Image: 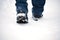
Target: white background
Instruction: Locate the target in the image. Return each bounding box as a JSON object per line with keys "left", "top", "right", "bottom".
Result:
{"left": 0, "top": 0, "right": 60, "bottom": 40}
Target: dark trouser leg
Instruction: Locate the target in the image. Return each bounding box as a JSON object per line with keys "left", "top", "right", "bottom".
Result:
{"left": 32, "top": 0, "right": 46, "bottom": 18}
{"left": 15, "top": 0, "right": 28, "bottom": 14}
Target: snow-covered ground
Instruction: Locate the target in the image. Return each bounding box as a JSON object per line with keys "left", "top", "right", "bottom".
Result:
{"left": 0, "top": 0, "right": 60, "bottom": 40}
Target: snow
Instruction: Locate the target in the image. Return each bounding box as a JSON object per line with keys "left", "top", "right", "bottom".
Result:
{"left": 0, "top": 0, "right": 60, "bottom": 40}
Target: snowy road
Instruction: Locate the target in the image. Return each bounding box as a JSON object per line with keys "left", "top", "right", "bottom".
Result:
{"left": 0, "top": 0, "right": 60, "bottom": 40}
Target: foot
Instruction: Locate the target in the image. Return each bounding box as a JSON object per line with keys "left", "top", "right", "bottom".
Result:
{"left": 32, "top": 14, "right": 43, "bottom": 21}
{"left": 16, "top": 13, "right": 28, "bottom": 23}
